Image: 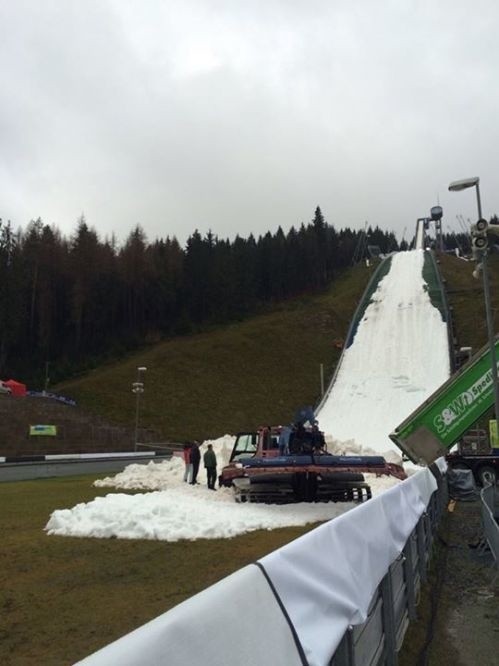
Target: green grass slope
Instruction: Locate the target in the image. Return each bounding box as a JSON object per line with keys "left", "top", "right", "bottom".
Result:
{"left": 57, "top": 263, "right": 376, "bottom": 442}
{"left": 437, "top": 251, "right": 499, "bottom": 353}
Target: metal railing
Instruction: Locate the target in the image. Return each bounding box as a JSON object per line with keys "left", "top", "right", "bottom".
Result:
{"left": 427, "top": 250, "right": 457, "bottom": 372}
{"left": 330, "top": 464, "right": 448, "bottom": 666}
{"left": 480, "top": 483, "right": 499, "bottom": 570}
{"left": 135, "top": 442, "right": 181, "bottom": 455}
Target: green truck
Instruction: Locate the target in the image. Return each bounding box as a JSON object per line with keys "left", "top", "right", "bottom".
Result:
{"left": 445, "top": 428, "right": 499, "bottom": 485}
{"left": 390, "top": 337, "right": 499, "bottom": 485}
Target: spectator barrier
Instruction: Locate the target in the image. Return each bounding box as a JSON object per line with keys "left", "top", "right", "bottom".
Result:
{"left": 77, "top": 462, "right": 448, "bottom": 666}
{"left": 480, "top": 483, "right": 499, "bottom": 571}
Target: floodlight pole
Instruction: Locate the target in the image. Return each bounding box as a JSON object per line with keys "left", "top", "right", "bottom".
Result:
{"left": 480, "top": 254, "right": 499, "bottom": 422}
{"left": 474, "top": 180, "right": 483, "bottom": 221}
{"left": 132, "top": 367, "right": 147, "bottom": 451}
{"left": 449, "top": 178, "right": 499, "bottom": 425}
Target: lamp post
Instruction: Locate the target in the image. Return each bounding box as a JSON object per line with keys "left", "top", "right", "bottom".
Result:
{"left": 448, "top": 177, "right": 499, "bottom": 427}
{"left": 132, "top": 366, "right": 147, "bottom": 451}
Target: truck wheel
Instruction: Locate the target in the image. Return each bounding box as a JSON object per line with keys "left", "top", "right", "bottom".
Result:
{"left": 478, "top": 466, "right": 497, "bottom": 486}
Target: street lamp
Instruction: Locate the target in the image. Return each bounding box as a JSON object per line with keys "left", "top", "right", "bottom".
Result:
{"left": 132, "top": 366, "right": 147, "bottom": 451}
{"left": 448, "top": 177, "right": 499, "bottom": 429}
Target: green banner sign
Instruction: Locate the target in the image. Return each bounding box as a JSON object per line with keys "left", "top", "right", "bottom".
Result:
{"left": 29, "top": 425, "right": 57, "bottom": 436}
{"left": 390, "top": 337, "right": 499, "bottom": 463}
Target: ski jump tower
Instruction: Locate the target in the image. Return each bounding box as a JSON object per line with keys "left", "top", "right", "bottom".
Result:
{"left": 415, "top": 206, "right": 444, "bottom": 250}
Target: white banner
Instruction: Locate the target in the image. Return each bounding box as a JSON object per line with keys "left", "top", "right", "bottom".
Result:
{"left": 258, "top": 468, "right": 437, "bottom": 666}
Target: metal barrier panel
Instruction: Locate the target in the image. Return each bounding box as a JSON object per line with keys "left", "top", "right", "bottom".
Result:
{"left": 416, "top": 514, "right": 429, "bottom": 583}
{"left": 407, "top": 529, "right": 421, "bottom": 595}
{"left": 390, "top": 556, "right": 409, "bottom": 650}
{"left": 353, "top": 591, "right": 385, "bottom": 666}
{"left": 480, "top": 484, "right": 499, "bottom": 566}
{"left": 331, "top": 475, "right": 447, "bottom": 666}
{"left": 330, "top": 593, "right": 386, "bottom": 666}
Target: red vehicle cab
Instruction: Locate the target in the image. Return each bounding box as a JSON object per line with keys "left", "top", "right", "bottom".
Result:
{"left": 220, "top": 425, "right": 406, "bottom": 504}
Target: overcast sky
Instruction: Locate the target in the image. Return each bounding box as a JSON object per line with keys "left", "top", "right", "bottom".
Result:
{"left": 1, "top": 1, "right": 498, "bottom": 246}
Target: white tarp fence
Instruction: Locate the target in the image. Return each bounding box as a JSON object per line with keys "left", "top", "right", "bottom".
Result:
{"left": 260, "top": 469, "right": 437, "bottom": 666}
{"left": 77, "top": 467, "right": 438, "bottom": 666}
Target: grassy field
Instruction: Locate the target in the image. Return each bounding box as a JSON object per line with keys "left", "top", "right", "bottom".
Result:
{"left": 0, "top": 474, "right": 319, "bottom": 665}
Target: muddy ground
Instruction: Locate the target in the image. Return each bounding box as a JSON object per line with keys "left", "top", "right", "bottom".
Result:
{"left": 400, "top": 494, "right": 498, "bottom": 665}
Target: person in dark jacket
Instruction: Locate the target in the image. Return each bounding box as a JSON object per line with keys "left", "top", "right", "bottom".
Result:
{"left": 203, "top": 443, "right": 217, "bottom": 490}
{"left": 190, "top": 441, "right": 201, "bottom": 484}
{"left": 311, "top": 424, "right": 326, "bottom": 454}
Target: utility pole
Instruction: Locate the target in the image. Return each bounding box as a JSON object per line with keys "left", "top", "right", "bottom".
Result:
{"left": 449, "top": 177, "right": 499, "bottom": 429}
{"left": 132, "top": 366, "right": 147, "bottom": 451}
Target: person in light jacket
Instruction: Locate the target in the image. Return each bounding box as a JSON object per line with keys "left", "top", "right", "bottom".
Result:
{"left": 278, "top": 425, "right": 292, "bottom": 455}
{"left": 182, "top": 443, "right": 193, "bottom": 483}
{"left": 203, "top": 443, "right": 217, "bottom": 490}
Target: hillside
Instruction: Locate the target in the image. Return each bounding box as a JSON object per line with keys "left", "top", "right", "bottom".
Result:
{"left": 438, "top": 251, "right": 499, "bottom": 353}
{"left": 0, "top": 395, "right": 159, "bottom": 457}
{"left": 55, "top": 262, "right": 375, "bottom": 442}
{"left": 0, "top": 262, "right": 376, "bottom": 455}
{"left": 3, "top": 250, "right": 498, "bottom": 456}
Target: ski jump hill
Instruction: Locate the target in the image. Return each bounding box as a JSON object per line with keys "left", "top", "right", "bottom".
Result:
{"left": 316, "top": 246, "right": 453, "bottom": 462}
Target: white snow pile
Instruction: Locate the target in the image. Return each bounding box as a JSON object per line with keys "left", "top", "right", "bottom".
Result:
{"left": 45, "top": 434, "right": 402, "bottom": 542}
{"left": 317, "top": 250, "right": 451, "bottom": 462}
{"left": 94, "top": 458, "right": 182, "bottom": 491}
{"left": 93, "top": 435, "right": 235, "bottom": 490}
{"left": 45, "top": 488, "right": 350, "bottom": 542}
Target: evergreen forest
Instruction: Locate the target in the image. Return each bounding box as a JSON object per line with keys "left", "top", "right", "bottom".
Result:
{"left": 0, "top": 207, "right": 400, "bottom": 384}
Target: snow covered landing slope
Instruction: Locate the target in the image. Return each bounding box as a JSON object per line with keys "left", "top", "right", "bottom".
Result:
{"left": 317, "top": 250, "right": 450, "bottom": 462}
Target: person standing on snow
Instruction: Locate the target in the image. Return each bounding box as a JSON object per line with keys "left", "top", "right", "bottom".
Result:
{"left": 182, "top": 442, "right": 193, "bottom": 483}
{"left": 190, "top": 441, "right": 201, "bottom": 484}
{"left": 203, "top": 443, "right": 217, "bottom": 490}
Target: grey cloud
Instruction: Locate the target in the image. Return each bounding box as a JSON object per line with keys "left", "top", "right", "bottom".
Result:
{"left": 1, "top": 0, "right": 499, "bottom": 245}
